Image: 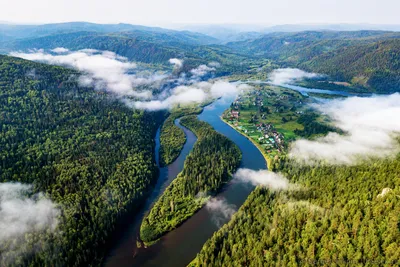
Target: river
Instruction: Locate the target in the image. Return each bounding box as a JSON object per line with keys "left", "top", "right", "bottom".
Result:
{"left": 241, "top": 81, "right": 372, "bottom": 97}
{"left": 104, "top": 96, "right": 267, "bottom": 267}
{"left": 104, "top": 81, "right": 361, "bottom": 266}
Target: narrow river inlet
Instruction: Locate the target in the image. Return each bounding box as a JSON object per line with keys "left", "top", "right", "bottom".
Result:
{"left": 104, "top": 96, "right": 267, "bottom": 267}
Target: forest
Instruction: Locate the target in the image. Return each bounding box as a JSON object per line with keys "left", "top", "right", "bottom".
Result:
{"left": 159, "top": 106, "right": 203, "bottom": 166}
{"left": 3, "top": 25, "right": 400, "bottom": 93}
{"left": 228, "top": 31, "right": 400, "bottom": 93}
{"left": 190, "top": 154, "right": 400, "bottom": 266}
{"left": 140, "top": 116, "right": 242, "bottom": 244}
{"left": 1, "top": 21, "right": 400, "bottom": 266}
{"left": 159, "top": 114, "right": 186, "bottom": 166}
{"left": 0, "top": 55, "right": 164, "bottom": 266}
{"left": 293, "top": 112, "right": 340, "bottom": 138}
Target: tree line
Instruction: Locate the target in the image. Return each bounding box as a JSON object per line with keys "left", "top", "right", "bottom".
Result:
{"left": 140, "top": 115, "right": 242, "bottom": 244}
{"left": 191, "top": 153, "right": 400, "bottom": 266}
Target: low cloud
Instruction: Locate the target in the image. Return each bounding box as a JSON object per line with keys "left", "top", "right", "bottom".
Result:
{"left": 169, "top": 58, "right": 183, "bottom": 71}
{"left": 269, "top": 68, "right": 321, "bottom": 85}
{"left": 51, "top": 47, "right": 69, "bottom": 54}
{"left": 234, "top": 168, "right": 291, "bottom": 190}
{"left": 10, "top": 49, "right": 154, "bottom": 99}
{"left": 131, "top": 80, "right": 247, "bottom": 111}
{"left": 205, "top": 198, "right": 236, "bottom": 227}
{"left": 0, "top": 183, "right": 60, "bottom": 263}
{"left": 289, "top": 93, "right": 400, "bottom": 165}
{"left": 10, "top": 48, "right": 246, "bottom": 111}
{"left": 210, "top": 81, "right": 247, "bottom": 98}
{"left": 190, "top": 64, "right": 215, "bottom": 78}
{"left": 131, "top": 84, "right": 208, "bottom": 111}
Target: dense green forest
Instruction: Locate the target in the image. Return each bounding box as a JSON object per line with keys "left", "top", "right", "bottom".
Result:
{"left": 2, "top": 30, "right": 252, "bottom": 73}
{"left": 3, "top": 25, "right": 400, "bottom": 92}
{"left": 2, "top": 22, "right": 400, "bottom": 265}
{"left": 190, "top": 154, "right": 400, "bottom": 266}
{"left": 159, "top": 106, "right": 204, "bottom": 166}
{"left": 0, "top": 55, "right": 164, "bottom": 266}
{"left": 140, "top": 116, "right": 242, "bottom": 244}
{"left": 293, "top": 112, "right": 340, "bottom": 138}
{"left": 299, "top": 40, "right": 400, "bottom": 93}
{"left": 228, "top": 31, "right": 400, "bottom": 93}
{"left": 159, "top": 114, "right": 186, "bottom": 166}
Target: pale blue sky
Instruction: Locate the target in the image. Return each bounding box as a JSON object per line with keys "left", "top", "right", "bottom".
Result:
{"left": 1, "top": 0, "right": 399, "bottom": 26}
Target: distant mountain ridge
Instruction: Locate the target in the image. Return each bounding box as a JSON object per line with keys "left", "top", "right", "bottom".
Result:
{"left": 0, "top": 21, "right": 219, "bottom": 44}
{"left": 1, "top": 22, "right": 400, "bottom": 93}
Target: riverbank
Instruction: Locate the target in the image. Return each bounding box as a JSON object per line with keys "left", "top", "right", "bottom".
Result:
{"left": 105, "top": 96, "right": 267, "bottom": 267}
{"left": 139, "top": 115, "right": 242, "bottom": 246}
{"left": 221, "top": 116, "right": 272, "bottom": 169}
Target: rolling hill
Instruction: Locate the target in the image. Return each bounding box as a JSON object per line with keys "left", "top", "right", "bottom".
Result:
{"left": 0, "top": 54, "right": 163, "bottom": 266}
{"left": 228, "top": 30, "right": 400, "bottom": 92}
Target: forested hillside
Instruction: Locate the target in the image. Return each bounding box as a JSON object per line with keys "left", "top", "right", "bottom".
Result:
{"left": 159, "top": 106, "right": 203, "bottom": 166}
{"left": 0, "top": 55, "right": 164, "bottom": 266}
{"left": 159, "top": 114, "right": 187, "bottom": 166}
{"left": 228, "top": 31, "right": 400, "bottom": 61}
{"left": 299, "top": 40, "right": 400, "bottom": 93}
{"left": 191, "top": 155, "right": 400, "bottom": 266}
{"left": 4, "top": 25, "right": 400, "bottom": 93}
{"left": 228, "top": 31, "right": 400, "bottom": 92}
{"left": 140, "top": 116, "right": 242, "bottom": 244}
{"left": 1, "top": 30, "right": 252, "bottom": 73}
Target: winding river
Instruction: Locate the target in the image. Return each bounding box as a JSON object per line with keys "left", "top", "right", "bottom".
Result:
{"left": 104, "top": 82, "right": 363, "bottom": 266}
{"left": 104, "top": 96, "right": 267, "bottom": 267}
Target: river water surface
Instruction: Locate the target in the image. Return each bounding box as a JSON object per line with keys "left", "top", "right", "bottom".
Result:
{"left": 104, "top": 81, "right": 376, "bottom": 266}
{"left": 104, "top": 96, "right": 267, "bottom": 267}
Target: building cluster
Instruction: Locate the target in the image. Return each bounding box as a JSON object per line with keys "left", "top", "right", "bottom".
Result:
{"left": 224, "top": 92, "right": 289, "bottom": 154}
{"left": 254, "top": 123, "right": 285, "bottom": 151}
{"left": 230, "top": 110, "right": 239, "bottom": 119}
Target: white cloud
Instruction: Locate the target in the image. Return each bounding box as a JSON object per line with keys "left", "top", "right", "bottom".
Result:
{"left": 132, "top": 84, "right": 208, "bottom": 111}
{"left": 10, "top": 49, "right": 249, "bottom": 111}
{"left": 10, "top": 49, "right": 153, "bottom": 99}
{"left": 0, "top": 183, "right": 59, "bottom": 241}
{"left": 131, "top": 80, "right": 248, "bottom": 111}
{"left": 51, "top": 47, "right": 69, "bottom": 53}
{"left": 208, "top": 62, "right": 221, "bottom": 68}
{"left": 289, "top": 93, "right": 400, "bottom": 165}
{"left": 269, "top": 68, "right": 321, "bottom": 85}
{"left": 169, "top": 58, "right": 183, "bottom": 70}
{"left": 234, "top": 168, "right": 291, "bottom": 190}
{"left": 190, "top": 64, "right": 215, "bottom": 77}
{"left": 210, "top": 80, "right": 245, "bottom": 98}
{"left": 0, "top": 183, "right": 60, "bottom": 264}
{"left": 205, "top": 198, "right": 236, "bottom": 227}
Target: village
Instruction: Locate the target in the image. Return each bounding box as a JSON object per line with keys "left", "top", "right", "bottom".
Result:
{"left": 222, "top": 85, "right": 309, "bottom": 156}
{"left": 225, "top": 110, "right": 286, "bottom": 153}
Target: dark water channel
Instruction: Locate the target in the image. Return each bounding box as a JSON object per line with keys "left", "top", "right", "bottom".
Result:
{"left": 104, "top": 97, "right": 267, "bottom": 266}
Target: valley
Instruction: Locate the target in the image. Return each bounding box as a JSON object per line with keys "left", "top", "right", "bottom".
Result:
{"left": 0, "top": 19, "right": 399, "bottom": 267}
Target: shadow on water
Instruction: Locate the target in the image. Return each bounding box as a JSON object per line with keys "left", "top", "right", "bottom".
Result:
{"left": 105, "top": 96, "right": 267, "bottom": 267}
{"left": 103, "top": 119, "right": 197, "bottom": 266}
{"left": 104, "top": 82, "right": 373, "bottom": 267}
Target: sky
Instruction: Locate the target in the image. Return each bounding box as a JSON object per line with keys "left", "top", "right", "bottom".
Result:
{"left": 0, "top": 0, "right": 399, "bottom": 26}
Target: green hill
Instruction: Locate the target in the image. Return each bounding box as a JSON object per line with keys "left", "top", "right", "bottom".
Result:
{"left": 191, "top": 155, "right": 400, "bottom": 266}
{"left": 299, "top": 40, "right": 400, "bottom": 93}
{"left": 228, "top": 31, "right": 400, "bottom": 92}
{"left": 0, "top": 55, "right": 163, "bottom": 266}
